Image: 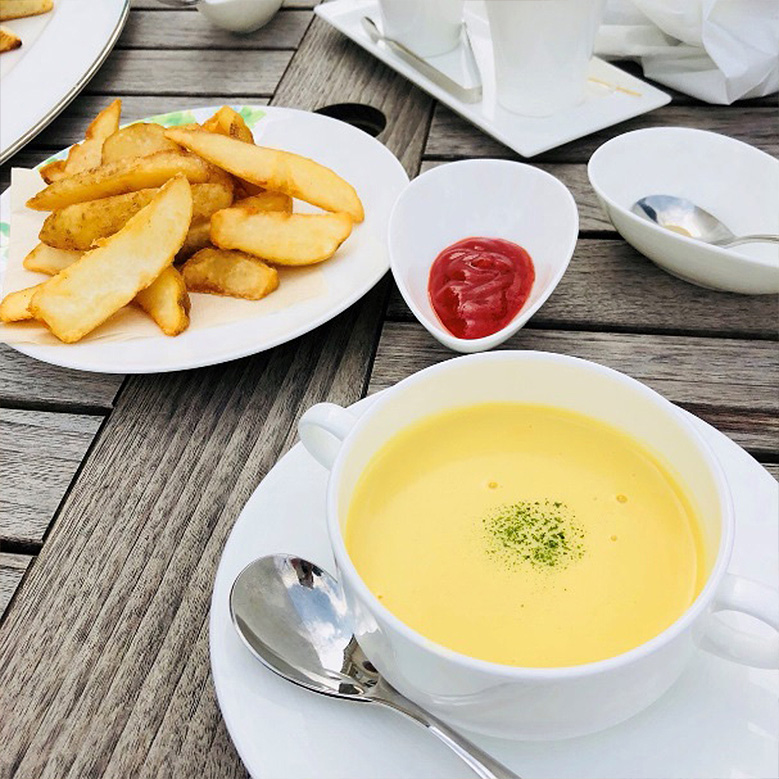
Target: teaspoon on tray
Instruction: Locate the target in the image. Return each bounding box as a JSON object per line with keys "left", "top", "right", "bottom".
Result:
{"left": 229, "top": 554, "right": 521, "bottom": 779}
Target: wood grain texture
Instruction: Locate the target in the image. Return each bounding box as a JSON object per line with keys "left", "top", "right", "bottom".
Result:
{"left": 0, "top": 410, "right": 103, "bottom": 546}
{"left": 386, "top": 240, "right": 779, "bottom": 338}
{"left": 368, "top": 322, "right": 779, "bottom": 454}
{"left": 120, "top": 8, "right": 312, "bottom": 50}
{"left": 0, "top": 553, "right": 31, "bottom": 617}
{"left": 0, "top": 281, "right": 388, "bottom": 778}
{"left": 424, "top": 104, "right": 779, "bottom": 163}
{"left": 272, "top": 15, "right": 435, "bottom": 177}
{"left": 85, "top": 49, "right": 293, "bottom": 97}
{"left": 0, "top": 345, "right": 123, "bottom": 410}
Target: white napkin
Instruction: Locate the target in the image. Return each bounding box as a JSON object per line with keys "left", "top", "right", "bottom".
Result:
{"left": 595, "top": 0, "right": 779, "bottom": 103}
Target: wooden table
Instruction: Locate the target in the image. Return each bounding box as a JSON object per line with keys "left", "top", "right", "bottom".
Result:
{"left": 0, "top": 2, "right": 776, "bottom": 775}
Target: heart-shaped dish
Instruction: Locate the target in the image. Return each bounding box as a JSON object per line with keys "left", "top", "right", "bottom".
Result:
{"left": 388, "top": 159, "right": 578, "bottom": 352}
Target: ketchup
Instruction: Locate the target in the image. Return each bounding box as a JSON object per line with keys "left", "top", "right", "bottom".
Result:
{"left": 428, "top": 237, "right": 535, "bottom": 339}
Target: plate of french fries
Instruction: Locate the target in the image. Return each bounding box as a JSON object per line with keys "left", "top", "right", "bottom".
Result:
{"left": 0, "top": 0, "right": 128, "bottom": 163}
{"left": 0, "top": 102, "right": 409, "bottom": 373}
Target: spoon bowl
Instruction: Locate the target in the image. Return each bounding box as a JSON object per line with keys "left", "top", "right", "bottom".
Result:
{"left": 229, "top": 554, "right": 520, "bottom": 779}
{"left": 631, "top": 195, "right": 779, "bottom": 249}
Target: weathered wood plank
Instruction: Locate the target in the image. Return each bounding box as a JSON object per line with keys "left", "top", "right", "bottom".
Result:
{"left": 766, "top": 464, "right": 779, "bottom": 481}
{"left": 424, "top": 104, "right": 779, "bottom": 163}
{"left": 386, "top": 239, "right": 779, "bottom": 338}
{"left": 85, "top": 49, "right": 293, "bottom": 97}
{"left": 0, "top": 345, "right": 123, "bottom": 410}
{"left": 120, "top": 8, "right": 311, "bottom": 50}
{"left": 272, "top": 15, "right": 435, "bottom": 177}
{"left": 0, "top": 409, "right": 104, "bottom": 546}
{"left": 367, "top": 322, "right": 779, "bottom": 454}
{"left": 0, "top": 553, "right": 31, "bottom": 617}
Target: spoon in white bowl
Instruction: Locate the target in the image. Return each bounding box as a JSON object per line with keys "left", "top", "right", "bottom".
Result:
{"left": 230, "top": 554, "right": 520, "bottom": 779}
{"left": 631, "top": 195, "right": 779, "bottom": 249}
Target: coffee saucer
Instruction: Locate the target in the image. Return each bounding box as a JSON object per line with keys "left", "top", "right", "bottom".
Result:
{"left": 209, "top": 394, "right": 778, "bottom": 779}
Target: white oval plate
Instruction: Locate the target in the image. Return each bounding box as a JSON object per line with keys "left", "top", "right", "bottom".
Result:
{"left": 210, "top": 393, "right": 778, "bottom": 779}
{"left": 0, "top": 105, "right": 409, "bottom": 373}
{"left": 0, "top": 0, "right": 129, "bottom": 164}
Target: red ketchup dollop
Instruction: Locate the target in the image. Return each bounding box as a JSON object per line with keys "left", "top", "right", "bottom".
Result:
{"left": 428, "top": 237, "right": 535, "bottom": 339}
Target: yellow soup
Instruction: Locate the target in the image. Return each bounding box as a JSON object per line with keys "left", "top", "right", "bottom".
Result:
{"left": 345, "top": 403, "right": 705, "bottom": 667}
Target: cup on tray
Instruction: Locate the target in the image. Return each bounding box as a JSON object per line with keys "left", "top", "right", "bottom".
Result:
{"left": 377, "top": 0, "right": 466, "bottom": 57}
{"left": 485, "top": 0, "right": 605, "bottom": 116}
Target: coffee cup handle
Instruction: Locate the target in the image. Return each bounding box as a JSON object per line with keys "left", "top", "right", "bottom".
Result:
{"left": 701, "top": 573, "right": 779, "bottom": 669}
{"left": 298, "top": 402, "right": 359, "bottom": 470}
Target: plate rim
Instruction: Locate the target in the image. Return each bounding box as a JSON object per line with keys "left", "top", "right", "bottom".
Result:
{"left": 0, "top": 0, "right": 130, "bottom": 165}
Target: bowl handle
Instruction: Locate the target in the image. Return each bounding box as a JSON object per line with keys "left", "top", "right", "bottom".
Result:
{"left": 700, "top": 573, "right": 779, "bottom": 669}
{"left": 298, "top": 403, "right": 359, "bottom": 470}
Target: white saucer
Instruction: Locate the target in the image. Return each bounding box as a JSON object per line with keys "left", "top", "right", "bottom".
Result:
{"left": 315, "top": 0, "right": 671, "bottom": 158}
{"left": 209, "top": 394, "right": 778, "bottom": 779}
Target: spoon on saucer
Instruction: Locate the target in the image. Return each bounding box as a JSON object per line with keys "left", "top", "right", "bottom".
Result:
{"left": 230, "top": 554, "right": 520, "bottom": 779}
{"left": 631, "top": 195, "right": 779, "bottom": 249}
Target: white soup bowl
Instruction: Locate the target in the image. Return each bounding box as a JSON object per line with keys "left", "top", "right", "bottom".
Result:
{"left": 588, "top": 127, "right": 779, "bottom": 294}
{"left": 298, "top": 351, "right": 779, "bottom": 740}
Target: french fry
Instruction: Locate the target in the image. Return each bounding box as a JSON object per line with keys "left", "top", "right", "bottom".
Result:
{"left": 0, "top": 26, "right": 22, "bottom": 51}
{"left": 232, "top": 191, "right": 292, "bottom": 214}
{"left": 27, "top": 150, "right": 215, "bottom": 211}
{"left": 0, "top": 283, "right": 44, "bottom": 322}
{"left": 182, "top": 247, "right": 278, "bottom": 300}
{"left": 60, "top": 99, "right": 122, "bottom": 176}
{"left": 101, "top": 122, "right": 180, "bottom": 165}
{"left": 39, "top": 181, "right": 233, "bottom": 250}
{"left": 176, "top": 219, "right": 212, "bottom": 262}
{"left": 24, "top": 243, "right": 82, "bottom": 274}
{"left": 134, "top": 266, "right": 190, "bottom": 336}
{"left": 211, "top": 209, "right": 352, "bottom": 266}
{"left": 165, "top": 128, "right": 364, "bottom": 222}
{"left": 202, "top": 106, "right": 254, "bottom": 144}
{"left": 30, "top": 176, "right": 193, "bottom": 343}
{"left": 39, "top": 159, "right": 67, "bottom": 184}
{"left": 0, "top": 0, "right": 52, "bottom": 21}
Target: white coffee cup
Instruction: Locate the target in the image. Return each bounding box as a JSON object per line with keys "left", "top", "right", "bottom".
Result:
{"left": 157, "top": 0, "right": 283, "bottom": 34}
{"left": 378, "top": 0, "right": 465, "bottom": 57}
{"left": 486, "top": 0, "right": 605, "bottom": 116}
{"left": 298, "top": 351, "right": 779, "bottom": 740}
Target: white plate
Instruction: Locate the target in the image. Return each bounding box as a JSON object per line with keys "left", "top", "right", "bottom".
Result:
{"left": 210, "top": 392, "right": 779, "bottom": 779}
{"left": 0, "top": 0, "right": 129, "bottom": 164}
{"left": 0, "top": 105, "right": 409, "bottom": 374}
{"left": 315, "top": 0, "right": 671, "bottom": 159}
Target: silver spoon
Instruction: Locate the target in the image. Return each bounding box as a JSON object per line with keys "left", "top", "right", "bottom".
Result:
{"left": 631, "top": 195, "right": 779, "bottom": 249}
{"left": 230, "top": 554, "right": 520, "bottom": 779}
{"left": 361, "top": 17, "right": 483, "bottom": 104}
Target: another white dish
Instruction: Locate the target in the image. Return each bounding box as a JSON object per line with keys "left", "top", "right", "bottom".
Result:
{"left": 0, "top": 105, "right": 408, "bottom": 374}
{"left": 588, "top": 127, "right": 779, "bottom": 294}
{"left": 315, "top": 0, "right": 671, "bottom": 159}
{"left": 159, "top": 0, "right": 284, "bottom": 34}
{"left": 388, "top": 160, "right": 578, "bottom": 353}
{"left": 210, "top": 391, "right": 779, "bottom": 778}
{"left": 0, "top": 0, "right": 129, "bottom": 164}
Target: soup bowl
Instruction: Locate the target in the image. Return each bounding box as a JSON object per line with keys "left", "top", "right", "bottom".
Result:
{"left": 298, "top": 352, "right": 779, "bottom": 740}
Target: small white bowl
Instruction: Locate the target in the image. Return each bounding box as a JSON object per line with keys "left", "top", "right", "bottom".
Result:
{"left": 588, "top": 127, "right": 779, "bottom": 294}
{"left": 388, "top": 159, "right": 578, "bottom": 352}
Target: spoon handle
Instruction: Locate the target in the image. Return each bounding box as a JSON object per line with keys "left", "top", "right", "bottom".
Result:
{"left": 371, "top": 682, "right": 521, "bottom": 779}
{"left": 718, "top": 234, "right": 779, "bottom": 248}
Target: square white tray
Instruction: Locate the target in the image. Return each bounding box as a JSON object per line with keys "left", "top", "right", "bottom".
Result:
{"left": 316, "top": 0, "right": 671, "bottom": 158}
